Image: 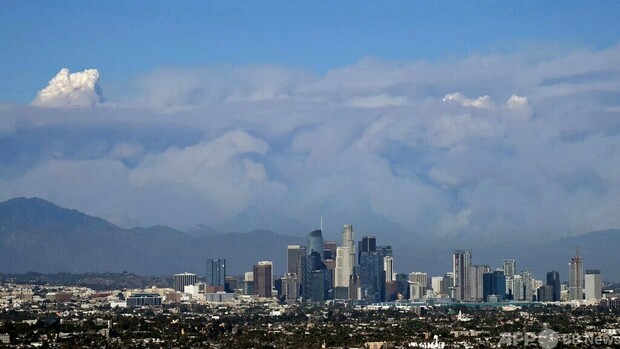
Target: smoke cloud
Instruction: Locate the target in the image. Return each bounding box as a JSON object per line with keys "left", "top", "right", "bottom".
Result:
{"left": 32, "top": 68, "right": 103, "bottom": 108}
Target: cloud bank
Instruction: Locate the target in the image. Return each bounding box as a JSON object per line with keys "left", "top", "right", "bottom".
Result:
{"left": 32, "top": 68, "right": 103, "bottom": 108}
{"left": 3, "top": 44, "right": 620, "bottom": 242}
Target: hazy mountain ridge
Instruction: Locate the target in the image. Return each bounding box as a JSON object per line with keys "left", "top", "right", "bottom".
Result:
{"left": 0, "top": 197, "right": 303, "bottom": 276}
{"left": 0, "top": 197, "right": 618, "bottom": 280}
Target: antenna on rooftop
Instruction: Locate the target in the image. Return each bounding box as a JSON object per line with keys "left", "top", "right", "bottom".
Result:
{"left": 320, "top": 217, "right": 323, "bottom": 231}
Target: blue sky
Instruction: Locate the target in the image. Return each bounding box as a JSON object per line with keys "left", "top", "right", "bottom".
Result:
{"left": 1, "top": 1, "right": 619, "bottom": 103}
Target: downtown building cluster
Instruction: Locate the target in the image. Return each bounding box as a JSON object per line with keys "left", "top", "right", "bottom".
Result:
{"left": 450, "top": 250, "right": 603, "bottom": 303}
{"left": 167, "top": 224, "right": 607, "bottom": 306}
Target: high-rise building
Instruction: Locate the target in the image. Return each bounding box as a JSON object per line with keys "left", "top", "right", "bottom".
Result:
{"left": 349, "top": 274, "right": 361, "bottom": 301}
{"left": 358, "top": 236, "right": 376, "bottom": 264}
{"left": 537, "top": 284, "right": 554, "bottom": 302}
{"left": 281, "top": 273, "right": 299, "bottom": 303}
{"left": 243, "top": 272, "right": 254, "bottom": 295}
{"left": 306, "top": 269, "right": 332, "bottom": 302}
{"left": 470, "top": 265, "right": 490, "bottom": 301}
{"left": 174, "top": 273, "right": 197, "bottom": 292}
{"left": 359, "top": 251, "right": 385, "bottom": 303}
{"left": 384, "top": 256, "right": 394, "bottom": 282}
{"left": 308, "top": 230, "right": 324, "bottom": 260}
{"left": 569, "top": 253, "right": 584, "bottom": 301}
{"left": 483, "top": 270, "right": 506, "bottom": 302}
{"left": 253, "top": 261, "right": 273, "bottom": 298}
{"left": 444, "top": 272, "right": 455, "bottom": 298}
{"left": 521, "top": 268, "right": 533, "bottom": 301}
{"left": 408, "top": 272, "right": 428, "bottom": 300}
{"left": 431, "top": 276, "right": 444, "bottom": 296}
{"left": 376, "top": 245, "right": 393, "bottom": 258}
{"left": 323, "top": 241, "right": 337, "bottom": 260}
{"left": 453, "top": 250, "right": 472, "bottom": 301}
{"left": 302, "top": 251, "right": 328, "bottom": 302}
{"left": 503, "top": 259, "right": 516, "bottom": 299}
{"left": 206, "top": 259, "right": 226, "bottom": 286}
{"left": 585, "top": 269, "right": 602, "bottom": 300}
{"left": 408, "top": 272, "right": 428, "bottom": 287}
{"left": 546, "top": 271, "right": 561, "bottom": 302}
{"left": 512, "top": 275, "right": 524, "bottom": 301}
{"left": 335, "top": 246, "right": 353, "bottom": 288}
{"left": 342, "top": 224, "right": 355, "bottom": 263}
{"left": 224, "top": 275, "right": 238, "bottom": 293}
{"left": 287, "top": 245, "right": 304, "bottom": 275}
{"left": 409, "top": 282, "right": 425, "bottom": 300}
{"left": 324, "top": 258, "right": 336, "bottom": 290}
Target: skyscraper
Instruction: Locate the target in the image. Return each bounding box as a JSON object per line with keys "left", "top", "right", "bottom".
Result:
{"left": 302, "top": 251, "right": 329, "bottom": 302}
{"left": 358, "top": 236, "right": 376, "bottom": 264}
{"left": 243, "top": 272, "right": 254, "bottom": 295}
{"left": 384, "top": 256, "right": 394, "bottom": 282}
{"left": 307, "top": 230, "right": 324, "bottom": 260}
{"left": 444, "top": 272, "right": 455, "bottom": 298}
{"left": 174, "top": 272, "right": 197, "bottom": 292}
{"left": 206, "top": 259, "right": 226, "bottom": 286}
{"left": 521, "top": 268, "right": 533, "bottom": 301}
{"left": 335, "top": 246, "right": 353, "bottom": 288}
{"left": 342, "top": 224, "right": 355, "bottom": 262}
{"left": 408, "top": 272, "right": 428, "bottom": 287}
{"left": 408, "top": 272, "right": 428, "bottom": 300}
{"left": 483, "top": 270, "right": 506, "bottom": 302}
{"left": 281, "top": 273, "right": 299, "bottom": 303}
{"left": 512, "top": 275, "right": 524, "bottom": 301}
{"left": 359, "top": 251, "right": 385, "bottom": 303}
{"left": 470, "top": 265, "right": 490, "bottom": 301}
{"left": 376, "top": 245, "right": 393, "bottom": 258}
{"left": 253, "top": 261, "right": 273, "bottom": 298}
{"left": 453, "top": 250, "right": 472, "bottom": 301}
{"left": 585, "top": 269, "right": 602, "bottom": 300}
{"left": 323, "top": 240, "right": 337, "bottom": 260}
{"left": 546, "top": 271, "right": 561, "bottom": 302}
{"left": 287, "top": 245, "right": 304, "bottom": 275}
{"left": 569, "top": 253, "right": 584, "bottom": 300}
{"left": 431, "top": 276, "right": 444, "bottom": 296}
{"left": 503, "top": 259, "right": 516, "bottom": 299}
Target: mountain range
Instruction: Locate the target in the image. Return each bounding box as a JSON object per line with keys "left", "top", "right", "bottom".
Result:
{"left": 0, "top": 197, "right": 618, "bottom": 280}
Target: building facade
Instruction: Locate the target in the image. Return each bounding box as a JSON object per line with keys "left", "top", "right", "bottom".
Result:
{"left": 307, "top": 230, "right": 324, "bottom": 260}
{"left": 206, "top": 259, "right": 226, "bottom": 286}
{"left": 569, "top": 254, "right": 584, "bottom": 300}
{"left": 546, "top": 271, "right": 561, "bottom": 302}
{"left": 174, "top": 273, "right": 197, "bottom": 292}
{"left": 253, "top": 261, "right": 273, "bottom": 298}
{"left": 453, "top": 250, "right": 472, "bottom": 301}
{"left": 585, "top": 269, "right": 602, "bottom": 300}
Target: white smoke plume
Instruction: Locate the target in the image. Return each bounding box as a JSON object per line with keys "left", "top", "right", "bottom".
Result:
{"left": 443, "top": 92, "right": 493, "bottom": 109}
{"left": 32, "top": 68, "right": 103, "bottom": 108}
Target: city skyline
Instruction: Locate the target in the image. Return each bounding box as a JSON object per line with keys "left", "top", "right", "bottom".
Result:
{"left": 189, "top": 224, "right": 608, "bottom": 304}
{"left": 1, "top": 3, "right": 619, "bottom": 347}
